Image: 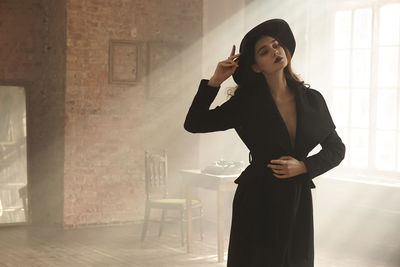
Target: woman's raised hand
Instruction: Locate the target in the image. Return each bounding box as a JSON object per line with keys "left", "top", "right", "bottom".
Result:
{"left": 208, "top": 45, "right": 240, "bottom": 87}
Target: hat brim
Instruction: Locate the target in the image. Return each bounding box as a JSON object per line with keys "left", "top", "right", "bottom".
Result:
{"left": 232, "top": 19, "right": 296, "bottom": 86}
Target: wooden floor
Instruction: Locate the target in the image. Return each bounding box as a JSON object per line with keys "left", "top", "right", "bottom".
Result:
{"left": 0, "top": 221, "right": 398, "bottom": 267}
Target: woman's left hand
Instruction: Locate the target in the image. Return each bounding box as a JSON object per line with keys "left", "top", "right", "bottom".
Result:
{"left": 267, "top": 156, "right": 307, "bottom": 179}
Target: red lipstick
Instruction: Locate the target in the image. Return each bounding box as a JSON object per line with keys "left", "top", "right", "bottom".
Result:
{"left": 274, "top": 56, "right": 283, "bottom": 63}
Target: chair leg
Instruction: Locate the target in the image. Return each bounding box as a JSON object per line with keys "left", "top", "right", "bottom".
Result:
{"left": 158, "top": 209, "right": 167, "bottom": 237}
{"left": 141, "top": 205, "right": 151, "bottom": 242}
{"left": 199, "top": 207, "right": 204, "bottom": 241}
{"left": 180, "top": 209, "right": 185, "bottom": 246}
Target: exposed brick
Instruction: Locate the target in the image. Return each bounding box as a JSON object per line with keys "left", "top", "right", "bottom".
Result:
{"left": 0, "top": 0, "right": 66, "bottom": 225}
{"left": 1, "top": 0, "right": 202, "bottom": 228}
{"left": 63, "top": 0, "right": 202, "bottom": 227}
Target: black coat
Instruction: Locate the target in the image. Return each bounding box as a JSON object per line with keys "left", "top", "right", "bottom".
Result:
{"left": 184, "top": 79, "right": 345, "bottom": 267}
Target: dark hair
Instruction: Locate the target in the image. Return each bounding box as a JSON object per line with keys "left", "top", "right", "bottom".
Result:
{"left": 228, "top": 37, "right": 308, "bottom": 97}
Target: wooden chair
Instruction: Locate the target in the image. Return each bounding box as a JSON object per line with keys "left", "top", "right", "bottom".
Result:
{"left": 141, "top": 150, "right": 203, "bottom": 246}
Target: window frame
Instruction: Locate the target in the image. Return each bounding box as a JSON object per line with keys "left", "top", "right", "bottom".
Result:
{"left": 325, "top": 0, "right": 400, "bottom": 184}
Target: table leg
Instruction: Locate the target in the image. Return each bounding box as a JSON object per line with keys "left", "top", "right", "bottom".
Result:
{"left": 186, "top": 185, "right": 193, "bottom": 253}
{"left": 217, "top": 190, "right": 224, "bottom": 263}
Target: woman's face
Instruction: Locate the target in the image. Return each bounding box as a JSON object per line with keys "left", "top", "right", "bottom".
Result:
{"left": 251, "top": 35, "right": 288, "bottom": 75}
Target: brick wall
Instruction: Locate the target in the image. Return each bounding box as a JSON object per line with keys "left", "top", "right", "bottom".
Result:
{"left": 0, "top": 0, "right": 66, "bottom": 225}
{"left": 0, "top": 0, "right": 202, "bottom": 227}
{"left": 64, "top": 0, "right": 203, "bottom": 226}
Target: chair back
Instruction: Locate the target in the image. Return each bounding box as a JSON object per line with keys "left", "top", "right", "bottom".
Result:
{"left": 144, "top": 150, "right": 168, "bottom": 199}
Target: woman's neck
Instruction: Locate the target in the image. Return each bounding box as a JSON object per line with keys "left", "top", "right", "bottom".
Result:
{"left": 264, "top": 71, "right": 289, "bottom": 99}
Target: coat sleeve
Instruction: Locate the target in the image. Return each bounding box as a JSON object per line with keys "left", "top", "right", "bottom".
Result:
{"left": 184, "top": 79, "right": 245, "bottom": 133}
{"left": 303, "top": 129, "right": 346, "bottom": 179}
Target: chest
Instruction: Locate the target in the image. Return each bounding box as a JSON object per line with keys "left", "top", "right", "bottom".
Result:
{"left": 274, "top": 96, "right": 297, "bottom": 146}
{"left": 237, "top": 86, "right": 334, "bottom": 157}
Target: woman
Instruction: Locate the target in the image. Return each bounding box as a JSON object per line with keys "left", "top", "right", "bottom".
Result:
{"left": 184, "top": 19, "right": 345, "bottom": 267}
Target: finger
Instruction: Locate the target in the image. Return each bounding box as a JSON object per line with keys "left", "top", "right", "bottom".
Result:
{"left": 230, "top": 45, "right": 236, "bottom": 57}
{"left": 223, "top": 58, "right": 238, "bottom": 64}
{"left": 270, "top": 165, "right": 286, "bottom": 173}
{"left": 228, "top": 53, "right": 241, "bottom": 60}
{"left": 220, "top": 62, "right": 238, "bottom": 68}
{"left": 220, "top": 61, "right": 237, "bottom": 65}
{"left": 267, "top": 164, "right": 283, "bottom": 170}
{"left": 272, "top": 169, "right": 286, "bottom": 175}
{"left": 220, "top": 62, "right": 239, "bottom": 68}
{"left": 279, "top": 156, "right": 292, "bottom": 160}
{"left": 270, "top": 159, "right": 286, "bottom": 165}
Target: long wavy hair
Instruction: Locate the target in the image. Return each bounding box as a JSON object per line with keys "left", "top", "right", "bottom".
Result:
{"left": 227, "top": 41, "right": 308, "bottom": 97}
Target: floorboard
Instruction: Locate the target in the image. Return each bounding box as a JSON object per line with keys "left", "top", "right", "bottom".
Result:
{"left": 0, "top": 221, "right": 397, "bottom": 266}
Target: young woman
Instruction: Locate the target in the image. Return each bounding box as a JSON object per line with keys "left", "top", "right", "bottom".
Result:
{"left": 184, "top": 19, "right": 345, "bottom": 267}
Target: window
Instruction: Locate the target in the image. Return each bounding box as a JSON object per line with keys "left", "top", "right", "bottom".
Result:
{"left": 331, "top": 3, "right": 400, "bottom": 183}
{"left": 0, "top": 86, "right": 28, "bottom": 224}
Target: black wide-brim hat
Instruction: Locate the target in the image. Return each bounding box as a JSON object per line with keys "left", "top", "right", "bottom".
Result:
{"left": 232, "top": 19, "right": 296, "bottom": 86}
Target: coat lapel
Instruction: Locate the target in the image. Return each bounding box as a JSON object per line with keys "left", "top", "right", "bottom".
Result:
{"left": 294, "top": 84, "right": 336, "bottom": 152}
{"left": 254, "top": 81, "right": 336, "bottom": 155}
{"left": 258, "top": 85, "right": 295, "bottom": 154}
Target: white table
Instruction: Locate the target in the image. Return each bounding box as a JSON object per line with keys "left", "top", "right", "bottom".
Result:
{"left": 180, "top": 169, "right": 239, "bottom": 263}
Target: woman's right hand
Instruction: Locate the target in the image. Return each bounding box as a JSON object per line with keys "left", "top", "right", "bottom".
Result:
{"left": 208, "top": 45, "right": 240, "bottom": 87}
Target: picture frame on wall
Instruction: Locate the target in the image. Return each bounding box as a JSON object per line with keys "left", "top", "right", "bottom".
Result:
{"left": 146, "top": 40, "right": 183, "bottom": 99}
{"left": 108, "top": 40, "right": 142, "bottom": 84}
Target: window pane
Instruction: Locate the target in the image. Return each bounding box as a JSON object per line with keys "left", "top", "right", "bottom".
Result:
{"left": 352, "top": 49, "right": 371, "bottom": 87}
{"left": 397, "top": 132, "right": 400, "bottom": 171}
{"left": 333, "top": 50, "right": 350, "bottom": 86}
{"left": 398, "top": 132, "right": 400, "bottom": 172}
{"left": 0, "top": 86, "right": 28, "bottom": 224}
{"left": 351, "top": 89, "right": 369, "bottom": 128}
{"left": 350, "top": 129, "right": 368, "bottom": 169}
{"left": 378, "top": 47, "right": 399, "bottom": 87}
{"left": 376, "top": 90, "right": 397, "bottom": 130}
{"left": 353, "top": 8, "right": 372, "bottom": 48}
{"left": 335, "top": 10, "right": 352, "bottom": 49}
{"left": 376, "top": 130, "right": 396, "bottom": 170}
{"left": 379, "top": 4, "right": 400, "bottom": 45}
{"left": 332, "top": 89, "right": 349, "bottom": 126}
